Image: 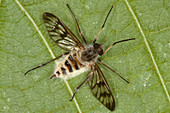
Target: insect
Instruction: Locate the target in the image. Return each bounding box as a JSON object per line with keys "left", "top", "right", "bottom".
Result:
{"left": 25, "top": 4, "right": 135, "bottom": 111}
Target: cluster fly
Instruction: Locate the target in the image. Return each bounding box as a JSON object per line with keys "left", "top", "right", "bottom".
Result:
{"left": 25, "top": 4, "right": 135, "bottom": 111}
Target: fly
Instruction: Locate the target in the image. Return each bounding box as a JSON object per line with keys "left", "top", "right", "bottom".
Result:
{"left": 25, "top": 4, "right": 135, "bottom": 111}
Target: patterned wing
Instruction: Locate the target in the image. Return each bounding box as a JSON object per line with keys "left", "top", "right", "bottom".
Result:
{"left": 43, "top": 12, "right": 84, "bottom": 50}
{"left": 88, "top": 63, "right": 115, "bottom": 111}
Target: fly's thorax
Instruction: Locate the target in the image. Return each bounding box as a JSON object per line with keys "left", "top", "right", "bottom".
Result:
{"left": 80, "top": 43, "right": 103, "bottom": 62}
{"left": 81, "top": 47, "right": 98, "bottom": 62}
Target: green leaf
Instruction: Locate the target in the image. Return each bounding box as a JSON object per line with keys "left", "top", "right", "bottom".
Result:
{"left": 0, "top": 0, "right": 169, "bottom": 112}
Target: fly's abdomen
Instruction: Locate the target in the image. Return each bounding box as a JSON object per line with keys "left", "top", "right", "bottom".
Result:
{"left": 54, "top": 51, "right": 86, "bottom": 79}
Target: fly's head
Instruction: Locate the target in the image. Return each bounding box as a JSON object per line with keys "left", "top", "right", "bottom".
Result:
{"left": 93, "top": 43, "right": 103, "bottom": 56}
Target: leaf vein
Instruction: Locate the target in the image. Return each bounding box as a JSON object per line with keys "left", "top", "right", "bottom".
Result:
{"left": 14, "top": 0, "right": 82, "bottom": 112}
{"left": 124, "top": 0, "right": 170, "bottom": 102}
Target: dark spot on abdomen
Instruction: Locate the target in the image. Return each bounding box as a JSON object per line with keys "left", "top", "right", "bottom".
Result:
{"left": 65, "top": 60, "right": 73, "bottom": 72}
{"left": 61, "top": 67, "right": 67, "bottom": 75}
{"left": 68, "top": 55, "right": 79, "bottom": 70}
{"left": 56, "top": 71, "right": 60, "bottom": 76}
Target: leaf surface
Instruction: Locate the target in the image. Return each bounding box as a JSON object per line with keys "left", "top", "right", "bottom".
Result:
{"left": 0, "top": 0, "right": 169, "bottom": 112}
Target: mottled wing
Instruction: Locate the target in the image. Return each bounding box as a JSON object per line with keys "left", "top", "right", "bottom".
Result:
{"left": 43, "top": 12, "right": 84, "bottom": 50}
{"left": 88, "top": 63, "right": 115, "bottom": 111}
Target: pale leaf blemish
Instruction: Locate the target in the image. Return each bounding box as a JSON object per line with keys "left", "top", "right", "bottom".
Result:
{"left": 33, "top": 74, "right": 40, "bottom": 81}
{"left": 3, "top": 106, "right": 9, "bottom": 111}
{"left": 143, "top": 83, "right": 146, "bottom": 87}
{"left": 85, "top": 5, "right": 90, "bottom": 9}
{"left": 92, "top": 21, "right": 98, "bottom": 25}
{"left": 158, "top": 43, "right": 163, "bottom": 51}
{"left": 7, "top": 98, "right": 11, "bottom": 102}
{"left": 118, "top": 60, "right": 122, "bottom": 63}
{"left": 138, "top": 13, "right": 142, "bottom": 16}
{"left": 143, "top": 74, "right": 151, "bottom": 87}
{"left": 163, "top": 53, "right": 167, "bottom": 58}
{"left": 2, "top": 92, "right": 6, "bottom": 98}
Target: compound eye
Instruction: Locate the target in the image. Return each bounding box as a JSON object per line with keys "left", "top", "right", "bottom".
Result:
{"left": 98, "top": 50, "right": 103, "bottom": 56}
{"left": 93, "top": 43, "right": 100, "bottom": 49}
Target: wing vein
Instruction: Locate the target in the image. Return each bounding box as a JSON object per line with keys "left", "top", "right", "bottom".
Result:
{"left": 14, "top": 0, "right": 82, "bottom": 112}
{"left": 88, "top": 64, "right": 115, "bottom": 111}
